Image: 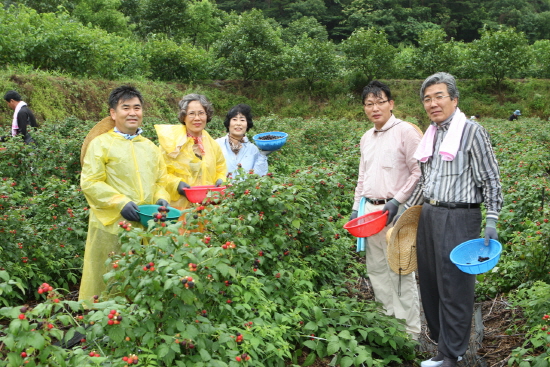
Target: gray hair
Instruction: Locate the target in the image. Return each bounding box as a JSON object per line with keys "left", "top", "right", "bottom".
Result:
{"left": 420, "top": 72, "right": 460, "bottom": 101}
{"left": 178, "top": 93, "right": 214, "bottom": 123}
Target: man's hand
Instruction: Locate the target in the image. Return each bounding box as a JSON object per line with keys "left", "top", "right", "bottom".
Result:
{"left": 156, "top": 199, "right": 169, "bottom": 207}
{"left": 121, "top": 201, "right": 140, "bottom": 222}
{"left": 392, "top": 214, "right": 401, "bottom": 225}
{"left": 382, "top": 201, "right": 399, "bottom": 226}
{"left": 259, "top": 148, "right": 279, "bottom": 156}
{"left": 177, "top": 181, "right": 191, "bottom": 197}
{"left": 484, "top": 226, "right": 498, "bottom": 246}
{"left": 214, "top": 178, "right": 223, "bottom": 187}
{"left": 350, "top": 210, "right": 358, "bottom": 221}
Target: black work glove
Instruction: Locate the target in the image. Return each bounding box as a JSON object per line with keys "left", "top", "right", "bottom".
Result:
{"left": 259, "top": 148, "right": 280, "bottom": 156}
{"left": 177, "top": 181, "right": 191, "bottom": 197}
{"left": 382, "top": 201, "right": 399, "bottom": 226}
{"left": 156, "top": 199, "right": 169, "bottom": 207}
{"left": 121, "top": 201, "right": 140, "bottom": 222}
{"left": 350, "top": 210, "right": 358, "bottom": 221}
{"left": 392, "top": 214, "right": 401, "bottom": 226}
{"left": 484, "top": 226, "right": 498, "bottom": 246}
{"left": 214, "top": 178, "right": 223, "bottom": 187}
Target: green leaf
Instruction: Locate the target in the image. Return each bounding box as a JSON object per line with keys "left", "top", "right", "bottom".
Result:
{"left": 313, "top": 307, "right": 323, "bottom": 321}
{"left": 340, "top": 356, "right": 354, "bottom": 367}
{"left": 199, "top": 349, "right": 211, "bottom": 361}
{"left": 338, "top": 330, "right": 351, "bottom": 339}
{"left": 292, "top": 219, "right": 301, "bottom": 228}
{"left": 302, "top": 351, "right": 317, "bottom": 366}
{"left": 28, "top": 332, "right": 46, "bottom": 350}
{"left": 327, "top": 340, "right": 340, "bottom": 355}
{"left": 303, "top": 340, "right": 316, "bottom": 349}
{"left": 109, "top": 324, "right": 125, "bottom": 343}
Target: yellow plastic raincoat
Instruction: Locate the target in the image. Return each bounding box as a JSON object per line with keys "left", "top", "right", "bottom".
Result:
{"left": 154, "top": 124, "right": 226, "bottom": 209}
{"left": 79, "top": 130, "right": 170, "bottom": 301}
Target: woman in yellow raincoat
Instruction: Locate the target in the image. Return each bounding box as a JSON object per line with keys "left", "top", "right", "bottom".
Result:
{"left": 155, "top": 94, "right": 226, "bottom": 210}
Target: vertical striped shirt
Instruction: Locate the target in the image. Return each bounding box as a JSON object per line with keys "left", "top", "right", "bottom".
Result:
{"left": 405, "top": 116, "right": 503, "bottom": 221}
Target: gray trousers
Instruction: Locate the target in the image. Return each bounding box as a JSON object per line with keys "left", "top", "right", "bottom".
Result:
{"left": 417, "top": 202, "right": 482, "bottom": 358}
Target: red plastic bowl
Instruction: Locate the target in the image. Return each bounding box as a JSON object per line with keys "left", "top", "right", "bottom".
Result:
{"left": 183, "top": 185, "right": 226, "bottom": 203}
{"left": 343, "top": 210, "right": 388, "bottom": 237}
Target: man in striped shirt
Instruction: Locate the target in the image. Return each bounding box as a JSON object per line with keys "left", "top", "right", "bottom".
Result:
{"left": 405, "top": 73, "right": 503, "bottom": 367}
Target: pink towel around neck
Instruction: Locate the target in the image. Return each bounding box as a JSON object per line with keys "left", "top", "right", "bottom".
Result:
{"left": 413, "top": 107, "right": 466, "bottom": 162}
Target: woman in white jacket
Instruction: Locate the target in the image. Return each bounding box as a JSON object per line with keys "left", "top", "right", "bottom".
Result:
{"left": 216, "top": 104, "right": 272, "bottom": 177}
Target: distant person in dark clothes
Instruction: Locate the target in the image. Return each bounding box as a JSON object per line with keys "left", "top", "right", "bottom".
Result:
{"left": 3, "top": 90, "right": 39, "bottom": 144}
{"left": 508, "top": 110, "right": 521, "bottom": 121}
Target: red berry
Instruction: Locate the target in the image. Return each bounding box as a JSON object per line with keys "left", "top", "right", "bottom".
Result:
{"left": 226, "top": 299, "right": 232, "bottom": 304}
{"left": 53, "top": 298, "right": 60, "bottom": 303}
{"left": 108, "top": 320, "right": 114, "bottom": 325}
{"left": 235, "top": 356, "right": 242, "bottom": 362}
{"left": 275, "top": 273, "right": 281, "bottom": 278}
{"left": 18, "top": 314, "right": 25, "bottom": 320}
{"left": 21, "top": 352, "right": 27, "bottom": 358}
{"left": 89, "top": 352, "right": 95, "bottom": 357}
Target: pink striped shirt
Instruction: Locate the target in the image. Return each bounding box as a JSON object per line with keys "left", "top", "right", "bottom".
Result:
{"left": 353, "top": 115, "right": 422, "bottom": 210}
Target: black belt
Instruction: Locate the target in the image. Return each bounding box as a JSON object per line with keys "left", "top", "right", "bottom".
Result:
{"left": 366, "top": 197, "right": 392, "bottom": 205}
{"left": 425, "top": 199, "right": 480, "bottom": 209}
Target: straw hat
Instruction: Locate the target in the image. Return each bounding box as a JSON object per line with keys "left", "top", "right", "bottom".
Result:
{"left": 386, "top": 205, "right": 422, "bottom": 275}
{"left": 80, "top": 116, "right": 115, "bottom": 165}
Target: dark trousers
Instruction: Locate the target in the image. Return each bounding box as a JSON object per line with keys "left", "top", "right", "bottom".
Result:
{"left": 417, "top": 202, "right": 482, "bottom": 358}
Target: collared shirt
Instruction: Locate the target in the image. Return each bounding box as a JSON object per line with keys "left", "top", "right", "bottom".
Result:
{"left": 353, "top": 115, "right": 422, "bottom": 210}
{"left": 405, "top": 116, "right": 503, "bottom": 221}
{"left": 114, "top": 127, "right": 143, "bottom": 140}
{"left": 216, "top": 135, "right": 268, "bottom": 177}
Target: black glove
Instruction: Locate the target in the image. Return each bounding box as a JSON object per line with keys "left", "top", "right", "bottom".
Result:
{"left": 259, "top": 148, "right": 280, "bottom": 156}
{"left": 392, "top": 214, "right": 401, "bottom": 226}
{"left": 156, "top": 199, "right": 169, "bottom": 207}
{"left": 121, "top": 201, "right": 140, "bottom": 222}
{"left": 382, "top": 201, "right": 399, "bottom": 226}
{"left": 484, "top": 226, "right": 498, "bottom": 246}
{"left": 350, "top": 210, "right": 358, "bottom": 221}
{"left": 177, "top": 181, "right": 191, "bottom": 197}
{"left": 214, "top": 178, "right": 223, "bottom": 187}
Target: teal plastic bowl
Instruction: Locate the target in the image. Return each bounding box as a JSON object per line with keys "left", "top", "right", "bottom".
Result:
{"left": 450, "top": 238, "right": 502, "bottom": 274}
{"left": 252, "top": 132, "right": 288, "bottom": 151}
{"left": 137, "top": 205, "right": 181, "bottom": 227}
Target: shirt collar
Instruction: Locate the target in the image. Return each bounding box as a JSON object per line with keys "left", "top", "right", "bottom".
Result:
{"left": 374, "top": 115, "right": 400, "bottom": 133}
{"left": 434, "top": 109, "right": 457, "bottom": 131}
{"left": 114, "top": 127, "right": 143, "bottom": 140}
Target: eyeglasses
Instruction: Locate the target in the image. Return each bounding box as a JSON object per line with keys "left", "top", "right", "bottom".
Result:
{"left": 187, "top": 111, "right": 206, "bottom": 118}
{"left": 422, "top": 95, "right": 450, "bottom": 105}
{"left": 364, "top": 100, "right": 388, "bottom": 109}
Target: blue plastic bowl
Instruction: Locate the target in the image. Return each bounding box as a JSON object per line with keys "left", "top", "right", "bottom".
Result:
{"left": 137, "top": 205, "right": 182, "bottom": 227}
{"left": 450, "top": 238, "right": 502, "bottom": 274}
{"left": 252, "top": 132, "right": 288, "bottom": 151}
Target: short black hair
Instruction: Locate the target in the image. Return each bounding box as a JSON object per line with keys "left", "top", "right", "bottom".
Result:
{"left": 223, "top": 104, "right": 253, "bottom": 132}
{"left": 361, "top": 80, "right": 393, "bottom": 105}
{"left": 4, "top": 90, "right": 22, "bottom": 102}
{"left": 108, "top": 85, "right": 143, "bottom": 110}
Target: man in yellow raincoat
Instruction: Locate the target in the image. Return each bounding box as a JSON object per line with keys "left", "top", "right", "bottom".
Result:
{"left": 79, "top": 86, "right": 170, "bottom": 302}
{"left": 154, "top": 94, "right": 226, "bottom": 210}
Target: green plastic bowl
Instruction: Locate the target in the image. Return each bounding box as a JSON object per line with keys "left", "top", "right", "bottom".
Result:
{"left": 137, "top": 205, "right": 182, "bottom": 227}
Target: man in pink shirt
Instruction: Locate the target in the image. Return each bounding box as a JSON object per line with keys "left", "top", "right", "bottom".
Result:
{"left": 350, "top": 80, "right": 422, "bottom": 339}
